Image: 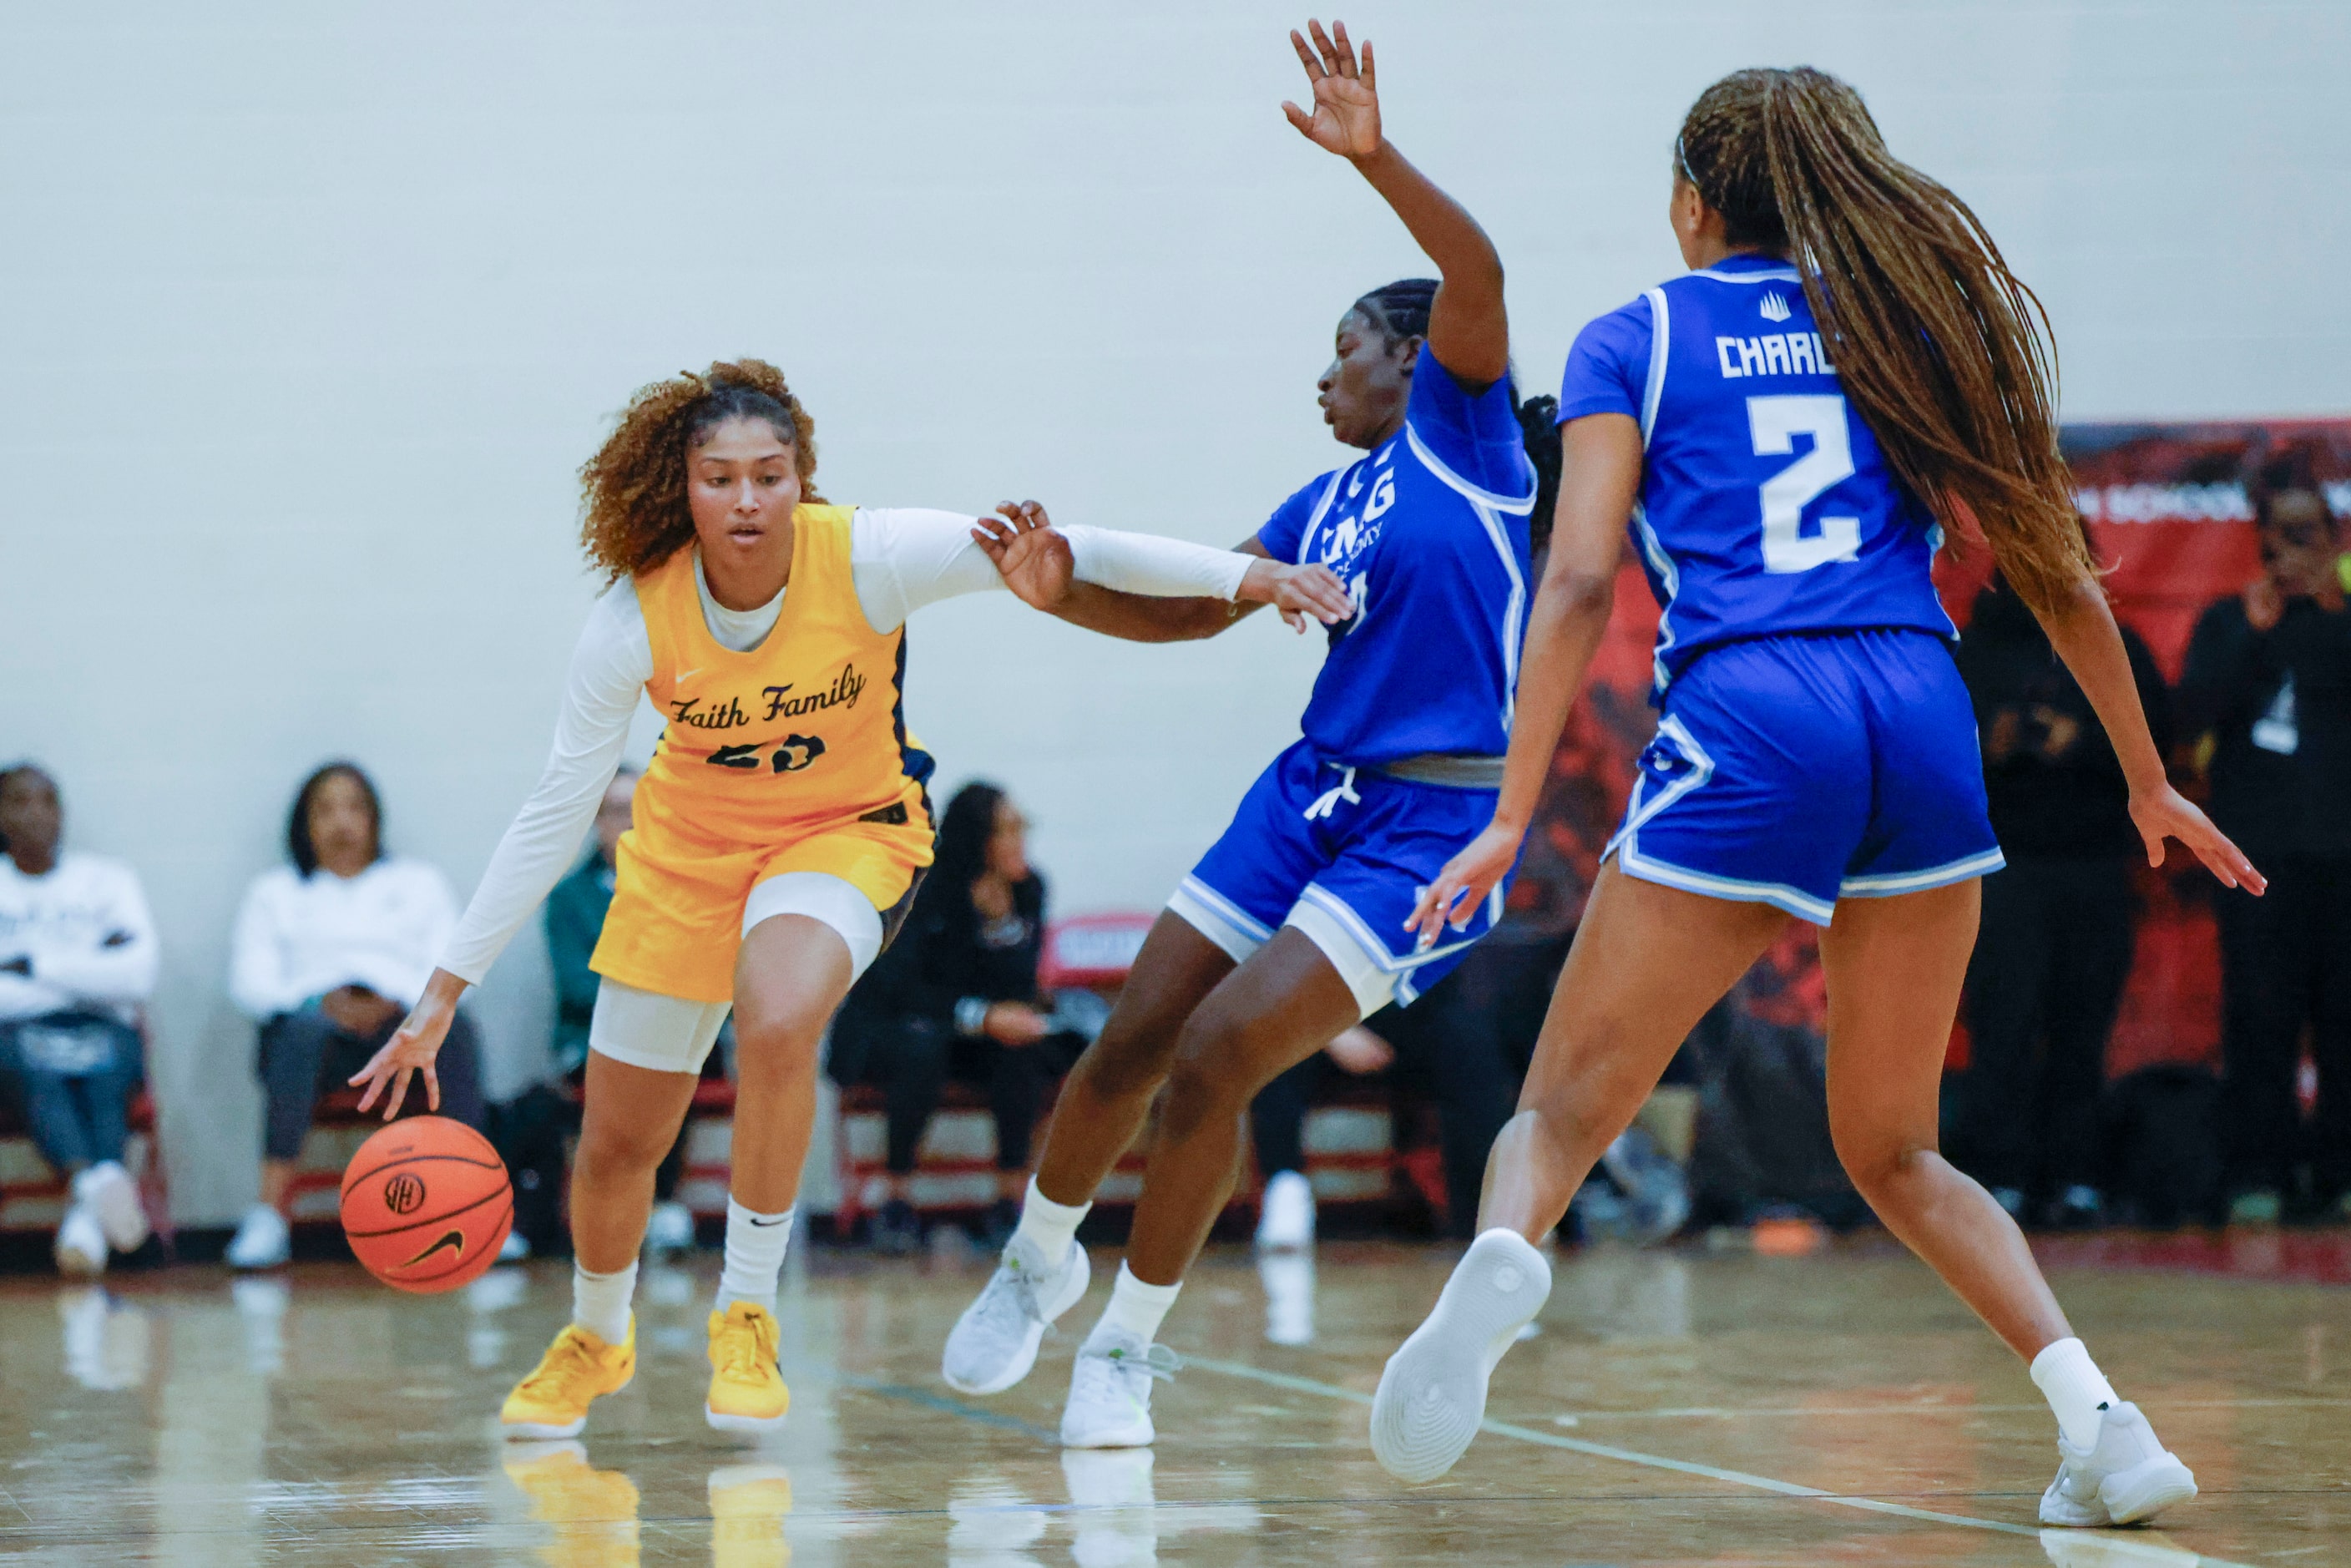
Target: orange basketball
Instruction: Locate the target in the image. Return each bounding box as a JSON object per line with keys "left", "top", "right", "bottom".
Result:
{"left": 339, "top": 1115, "right": 513, "bottom": 1293}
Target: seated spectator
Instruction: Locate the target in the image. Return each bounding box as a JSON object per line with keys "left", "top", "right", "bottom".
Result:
{"left": 542, "top": 766, "right": 699, "bottom": 1254}
{"left": 2180, "top": 460, "right": 2350, "bottom": 1224}
{"left": 223, "top": 761, "right": 484, "bottom": 1268}
{"left": 1951, "top": 573, "right": 2171, "bottom": 1228}
{"left": 0, "top": 764, "right": 158, "bottom": 1275}
{"left": 828, "top": 781, "right": 1096, "bottom": 1253}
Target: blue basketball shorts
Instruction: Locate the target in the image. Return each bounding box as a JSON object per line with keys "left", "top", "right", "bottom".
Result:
{"left": 1169, "top": 740, "right": 1510, "bottom": 1015}
{"left": 1609, "top": 629, "right": 2004, "bottom": 924}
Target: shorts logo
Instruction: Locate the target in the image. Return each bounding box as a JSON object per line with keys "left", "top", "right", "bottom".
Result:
{"left": 382, "top": 1174, "right": 425, "bottom": 1216}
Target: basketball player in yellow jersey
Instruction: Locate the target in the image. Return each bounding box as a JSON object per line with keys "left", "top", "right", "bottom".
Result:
{"left": 348, "top": 359, "right": 1349, "bottom": 1438}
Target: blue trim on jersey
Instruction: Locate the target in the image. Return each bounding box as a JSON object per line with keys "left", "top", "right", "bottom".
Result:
{"left": 1691, "top": 264, "right": 1802, "bottom": 283}
{"left": 1403, "top": 422, "right": 1537, "bottom": 514}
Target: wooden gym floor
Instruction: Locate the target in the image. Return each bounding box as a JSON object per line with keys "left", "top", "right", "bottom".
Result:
{"left": 0, "top": 1234, "right": 2343, "bottom": 1565}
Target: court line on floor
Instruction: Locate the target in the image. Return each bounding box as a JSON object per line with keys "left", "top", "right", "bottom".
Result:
{"left": 1186, "top": 1356, "right": 2259, "bottom": 1567}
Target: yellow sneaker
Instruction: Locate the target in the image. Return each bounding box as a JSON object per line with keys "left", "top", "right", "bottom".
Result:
{"left": 502, "top": 1440, "right": 640, "bottom": 1568}
{"left": 709, "top": 1463, "right": 793, "bottom": 1568}
{"left": 501, "top": 1319, "right": 635, "bottom": 1439}
{"left": 705, "top": 1302, "right": 790, "bottom": 1433}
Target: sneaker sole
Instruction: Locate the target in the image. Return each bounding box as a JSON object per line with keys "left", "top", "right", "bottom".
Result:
{"left": 943, "top": 1240, "right": 1092, "bottom": 1396}
{"left": 1060, "top": 1418, "right": 1154, "bottom": 1449}
{"left": 2102, "top": 1454, "right": 2197, "bottom": 1525}
{"left": 1370, "top": 1232, "right": 1549, "bottom": 1484}
{"left": 705, "top": 1406, "right": 789, "bottom": 1434}
{"left": 502, "top": 1418, "right": 587, "bottom": 1439}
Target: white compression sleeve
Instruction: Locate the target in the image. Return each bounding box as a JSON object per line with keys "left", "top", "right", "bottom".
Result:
{"left": 437, "top": 586, "right": 650, "bottom": 984}
{"left": 850, "top": 508, "right": 1250, "bottom": 631}
{"left": 1059, "top": 524, "right": 1250, "bottom": 601}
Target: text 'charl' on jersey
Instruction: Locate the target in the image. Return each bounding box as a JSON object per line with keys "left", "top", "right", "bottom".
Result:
{"left": 1557, "top": 253, "right": 1955, "bottom": 699}
{"left": 1256, "top": 352, "right": 1537, "bottom": 766}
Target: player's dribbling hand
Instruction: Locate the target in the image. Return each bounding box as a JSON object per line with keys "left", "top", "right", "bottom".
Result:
{"left": 1404, "top": 819, "right": 1523, "bottom": 948}
{"left": 1240, "top": 558, "right": 1354, "bottom": 632}
{"left": 976, "top": 500, "right": 1076, "bottom": 611}
{"left": 1282, "top": 19, "right": 1381, "bottom": 162}
{"left": 2129, "top": 782, "right": 2266, "bottom": 895}
{"left": 349, "top": 968, "right": 467, "bottom": 1119}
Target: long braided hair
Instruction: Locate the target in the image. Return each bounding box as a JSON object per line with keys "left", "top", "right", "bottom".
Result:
{"left": 1352, "top": 280, "right": 1565, "bottom": 552}
{"left": 579, "top": 358, "right": 824, "bottom": 579}
{"left": 1676, "top": 68, "right": 2092, "bottom": 613}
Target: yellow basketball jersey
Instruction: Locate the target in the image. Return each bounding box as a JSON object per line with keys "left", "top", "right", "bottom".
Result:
{"left": 635, "top": 504, "right": 933, "bottom": 847}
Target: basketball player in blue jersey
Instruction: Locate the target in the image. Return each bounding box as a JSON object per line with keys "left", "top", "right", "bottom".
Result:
{"left": 940, "top": 20, "right": 1554, "bottom": 1449}
{"left": 1373, "top": 68, "right": 2263, "bottom": 1528}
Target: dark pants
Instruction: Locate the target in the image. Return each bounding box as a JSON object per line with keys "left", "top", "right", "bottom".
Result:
{"left": 829, "top": 1013, "right": 1064, "bottom": 1175}
{"left": 1957, "top": 857, "right": 2136, "bottom": 1198}
{"left": 0, "top": 1011, "right": 144, "bottom": 1172}
{"left": 2216, "top": 854, "right": 2351, "bottom": 1200}
{"left": 257, "top": 1004, "right": 484, "bottom": 1161}
{"left": 1251, "top": 935, "right": 1567, "bottom": 1237}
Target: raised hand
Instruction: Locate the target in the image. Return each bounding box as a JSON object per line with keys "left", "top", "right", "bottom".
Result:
{"left": 973, "top": 500, "right": 1076, "bottom": 611}
{"left": 1282, "top": 18, "right": 1381, "bottom": 160}
{"left": 2129, "top": 781, "right": 2266, "bottom": 893}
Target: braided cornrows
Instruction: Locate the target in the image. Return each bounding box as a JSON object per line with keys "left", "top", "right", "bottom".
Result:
{"left": 1678, "top": 68, "right": 2094, "bottom": 614}
{"left": 579, "top": 358, "right": 824, "bottom": 579}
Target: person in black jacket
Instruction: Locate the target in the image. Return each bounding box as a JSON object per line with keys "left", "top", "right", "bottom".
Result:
{"left": 2178, "top": 464, "right": 2350, "bottom": 1223}
{"left": 828, "top": 781, "right": 1093, "bottom": 1252}
{"left": 1953, "top": 573, "right": 2172, "bottom": 1229}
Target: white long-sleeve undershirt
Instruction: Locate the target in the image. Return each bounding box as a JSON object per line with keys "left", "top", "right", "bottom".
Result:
{"left": 438, "top": 508, "right": 1248, "bottom": 985}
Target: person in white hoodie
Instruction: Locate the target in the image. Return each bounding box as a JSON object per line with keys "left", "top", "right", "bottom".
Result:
{"left": 0, "top": 764, "right": 159, "bottom": 1275}
{"left": 223, "top": 761, "right": 483, "bottom": 1268}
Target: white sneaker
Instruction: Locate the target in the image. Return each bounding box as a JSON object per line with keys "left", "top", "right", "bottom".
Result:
{"left": 225, "top": 1204, "right": 291, "bottom": 1270}
{"left": 1254, "top": 1170, "right": 1315, "bottom": 1250}
{"left": 1371, "top": 1228, "right": 1552, "bottom": 1483}
{"left": 2039, "top": 1402, "right": 2197, "bottom": 1526}
{"left": 1060, "top": 1328, "right": 1180, "bottom": 1449}
{"left": 54, "top": 1207, "right": 107, "bottom": 1277}
{"left": 499, "top": 1230, "right": 532, "bottom": 1262}
{"left": 643, "top": 1200, "right": 695, "bottom": 1253}
{"left": 74, "top": 1161, "right": 149, "bottom": 1254}
{"left": 942, "top": 1234, "right": 1090, "bottom": 1395}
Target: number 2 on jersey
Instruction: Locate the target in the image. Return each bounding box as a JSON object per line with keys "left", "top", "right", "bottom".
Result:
{"left": 1748, "top": 393, "right": 1861, "bottom": 574}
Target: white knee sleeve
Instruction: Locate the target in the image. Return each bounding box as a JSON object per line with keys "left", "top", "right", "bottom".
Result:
{"left": 587, "top": 980, "right": 732, "bottom": 1075}
{"left": 742, "top": 870, "right": 885, "bottom": 979}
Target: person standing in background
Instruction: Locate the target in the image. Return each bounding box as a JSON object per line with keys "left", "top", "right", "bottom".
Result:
{"left": 222, "top": 762, "right": 486, "bottom": 1268}
{"left": 0, "top": 764, "right": 158, "bottom": 1275}
{"left": 545, "top": 766, "right": 697, "bottom": 1255}
{"left": 2179, "top": 465, "right": 2351, "bottom": 1225}
{"left": 1953, "top": 574, "right": 2173, "bottom": 1230}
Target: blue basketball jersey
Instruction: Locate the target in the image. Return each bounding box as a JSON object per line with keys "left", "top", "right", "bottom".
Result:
{"left": 1257, "top": 352, "right": 1537, "bottom": 764}
{"left": 1557, "top": 253, "right": 1954, "bottom": 697}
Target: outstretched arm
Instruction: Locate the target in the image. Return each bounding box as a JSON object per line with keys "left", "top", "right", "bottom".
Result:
{"left": 1407, "top": 413, "right": 1640, "bottom": 942}
{"left": 973, "top": 505, "right": 1354, "bottom": 643}
{"left": 1283, "top": 18, "right": 1507, "bottom": 385}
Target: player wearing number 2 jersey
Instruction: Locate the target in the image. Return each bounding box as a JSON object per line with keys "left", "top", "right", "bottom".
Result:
{"left": 1371, "top": 67, "right": 2261, "bottom": 1527}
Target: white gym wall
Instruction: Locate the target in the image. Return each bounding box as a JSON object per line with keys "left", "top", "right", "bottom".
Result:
{"left": 1, "top": 1, "right": 2338, "bottom": 1222}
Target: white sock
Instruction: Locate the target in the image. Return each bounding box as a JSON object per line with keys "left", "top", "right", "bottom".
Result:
{"left": 1010, "top": 1176, "right": 1090, "bottom": 1268}
{"left": 2031, "top": 1337, "right": 2120, "bottom": 1451}
{"left": 572, "top": 1261, "right": 637, "bottom": 1346}
{"left": 717, "top": 1197, "right": 793, "bottom": 1313}
{"left": 1086, "top": 1262, "right": 1181, "bottom": 1348}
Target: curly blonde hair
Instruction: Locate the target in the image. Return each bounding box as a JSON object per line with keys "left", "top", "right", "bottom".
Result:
{"left": 579, "top": 358, "right": 823, "bottom": 579}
